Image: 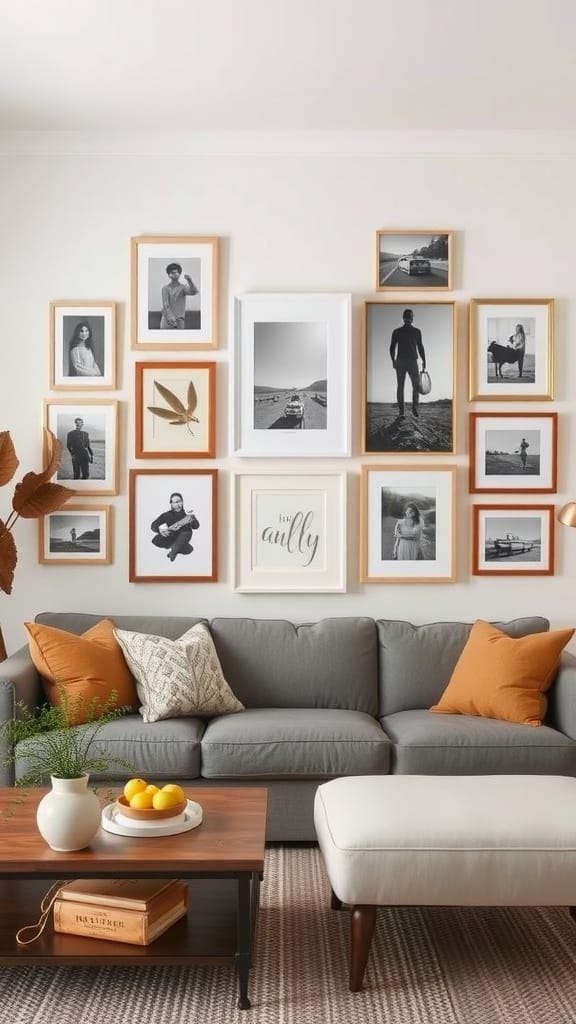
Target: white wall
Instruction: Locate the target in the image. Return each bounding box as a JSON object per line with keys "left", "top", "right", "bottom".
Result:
{"left": 1, "top": 131, "right": 576, "bottom": 654}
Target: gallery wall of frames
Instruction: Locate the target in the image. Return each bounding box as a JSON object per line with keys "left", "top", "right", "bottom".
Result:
{"left": 42, "top": 229, "right": 558, "bottom": 589}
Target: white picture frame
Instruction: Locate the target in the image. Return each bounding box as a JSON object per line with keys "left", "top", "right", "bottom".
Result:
{"left": 233, "top": 471, "right": 346, "bottom": 592}
{"left": 360, "top": 465, "right": 456, "bottom": 583}
{"left": 232, "top": 293, "right": 351, "bottom": 457}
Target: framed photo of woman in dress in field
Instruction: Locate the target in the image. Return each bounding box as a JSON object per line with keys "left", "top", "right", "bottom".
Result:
{"left": 469, "top": 298, "right": 554, "bottom": 401}
{"left": 50, "top": 301, "right": 117, "bottom": 390}
{"left": 360, "top": 465, "right": 456, "bottom": 583}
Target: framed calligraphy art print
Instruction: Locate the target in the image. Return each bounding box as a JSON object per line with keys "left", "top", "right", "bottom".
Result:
{"left": 233, "top": 472, "right": 346, "bottom": 592}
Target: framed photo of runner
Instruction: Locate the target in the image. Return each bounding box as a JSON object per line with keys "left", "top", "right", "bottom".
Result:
{"left": 130, "top": 235, "right": 219, "bottom": 350}
{"left": 469, "top": 412, "right": 558, "bottom": 494}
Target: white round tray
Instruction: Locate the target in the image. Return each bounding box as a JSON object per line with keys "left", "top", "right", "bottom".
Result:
{"left": 101, "top": 799, "right": 203, "bottom": 838}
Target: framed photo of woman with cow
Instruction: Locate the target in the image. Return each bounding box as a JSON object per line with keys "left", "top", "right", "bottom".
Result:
{"left": 469, "top": 298, "right": 554, "bottom": 401}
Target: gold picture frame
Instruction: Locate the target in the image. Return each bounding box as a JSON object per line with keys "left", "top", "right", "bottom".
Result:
{"left": 39, "top": 504, "right": 111, "bottom": 565}
{"left": 49, "top": 300, "right": 117, "bottom": 390}
{"left": 376, "top": 230, "right": 454, "bottom": 291}
{"left": 469, "top": 298, "right": 554, "bottom": 401}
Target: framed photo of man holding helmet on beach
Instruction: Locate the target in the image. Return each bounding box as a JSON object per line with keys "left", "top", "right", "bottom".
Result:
{"left": 130, "top": 236, "right": 219, "bottom": 350}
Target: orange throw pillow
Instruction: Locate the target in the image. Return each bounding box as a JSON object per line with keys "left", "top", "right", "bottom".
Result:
{"left": 24, "top": 619, "right": 138, "bottom": 725}
{"left": 430, "top": 619, "right": 574, "bottom": 727}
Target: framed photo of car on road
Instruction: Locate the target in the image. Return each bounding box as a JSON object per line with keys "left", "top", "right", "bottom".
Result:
{"left": 362, "top": 301, "right": 456, "bottom": 455}
{"left": 376, "top": 231, "right": 453, "bottom": 291}
{"left": 469, "top": 298, "right": 554, "bottom": 401}
{"left": 472, "top": 504, "right": 554, "bottom": 576}
{"left": 469, "top": 412, "right": 558, "bottom": 494}
{"left": 232, "top": 293, "right": 351, "bottom": 457}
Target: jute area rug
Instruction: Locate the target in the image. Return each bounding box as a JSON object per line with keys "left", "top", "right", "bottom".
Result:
{"left": 2, "top": 846, "right": 576, "bottom": 1024}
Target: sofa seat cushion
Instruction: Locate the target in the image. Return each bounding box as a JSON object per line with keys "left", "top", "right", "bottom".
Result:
{"left": 201, "top": 708, "right": 391, "bottom": 779}
{"left": 381, "top": 710, "right": 576, "bottom": 775}
{"left": 14, "top": 715, "right": 207, "bottom": 784}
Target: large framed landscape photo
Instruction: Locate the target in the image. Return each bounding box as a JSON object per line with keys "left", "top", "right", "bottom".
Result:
{"left": 129, "top": 468, "right": 217, "bottom": 583}
{"left": 39, "top": 504, "right": 111, "bottom": 565}
{"left": 135, "top": 361, "right": 216, "bottom": 458}
{"left": 473, "top": 505, "right": 554, "bottom": 576}
{"left": 233, "top": 293, "right": 351, "bottom": 457}
{"left": 469, "top": 412, "right": 558, "bottom": 494}
{"left": 360, "top": 465, "right": 455, "bottom": 583}
{"left": 44, "top": 399, "right": 118, "bottom": 495}
{"left": 376, "top": 230, "right": 453, "bottom": 291}
{"left": 131, "top": 235, "right": 219, "bottom": 350}
{"left": 233, "top": 472, "right": 346, "bottom": 592}
{"left": 469, "top": 298, "right": 554, "bottom": 400}
{"left": 363, "top": 301, "right": 456, "bottom": 454}
{"left": 50, "top": 300, "right": 117, "bottom": 389}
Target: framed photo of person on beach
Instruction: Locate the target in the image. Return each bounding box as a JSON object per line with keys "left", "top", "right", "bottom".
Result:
{"left": 469, "top": 412, "right": 558, "bottom": 494}
{"left": 39, "top": 504, "right": 111, "bottom": 564}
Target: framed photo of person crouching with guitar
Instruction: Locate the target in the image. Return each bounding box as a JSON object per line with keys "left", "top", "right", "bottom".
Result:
{"left": 129, "top": 469, "right": 217, "bottom": 582}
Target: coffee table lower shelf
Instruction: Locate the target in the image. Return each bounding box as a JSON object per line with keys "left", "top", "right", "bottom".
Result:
{"left": 0, "top": 877, "right": 258, "bottom": 1003}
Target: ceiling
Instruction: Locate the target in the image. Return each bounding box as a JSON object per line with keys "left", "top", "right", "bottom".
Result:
{"left": 1, "top": 0, "right": 575, "bottom": 132}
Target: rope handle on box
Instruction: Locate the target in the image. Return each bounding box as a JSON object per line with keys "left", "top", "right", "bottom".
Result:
{"left": 16, "top": 881, "right": 66, "bottom": 945}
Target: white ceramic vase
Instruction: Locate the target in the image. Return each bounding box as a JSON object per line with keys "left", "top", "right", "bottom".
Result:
{"left": 36, "top": 775, "right": 101, "bottom": 852}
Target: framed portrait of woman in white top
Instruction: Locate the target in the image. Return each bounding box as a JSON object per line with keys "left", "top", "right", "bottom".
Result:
{"left": 50, "top": 301, "right": 117, "bottom": 390}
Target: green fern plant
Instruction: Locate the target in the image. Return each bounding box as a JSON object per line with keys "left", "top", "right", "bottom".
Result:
{"left": 0, "top": 687, "right": 133, "bottom": 786}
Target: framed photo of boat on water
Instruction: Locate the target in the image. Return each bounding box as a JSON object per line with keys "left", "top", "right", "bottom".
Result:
{"left": 469, "top": 412, "right": 558, "bottom": 494}
{"left": 472, "top": 505, "right": 554, "bottom": 576}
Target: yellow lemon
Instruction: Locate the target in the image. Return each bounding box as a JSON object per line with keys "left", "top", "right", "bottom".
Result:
{"left": 123, "top": 778, "right": 148, "bottom": 802}
{"left": 144, "top": 784, "right": 160, "bottom": 797}
{"left": 161, "top": 784, "right": 186, "bottom": 803}
{"left": 152, "top": 789, "right": 182, "bottom": 810}
{"left": 129, "top": 790, "right": 155, "bottom": 810}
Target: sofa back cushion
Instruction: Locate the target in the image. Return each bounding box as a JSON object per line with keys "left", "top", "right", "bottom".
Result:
{"left": 209, "top": 617, "right": 378, "bottom": 713}
{"left": 35, "top": 613, "right": 208, "bottom": 638}
{"left": 376, "top": 616, "right": 550, "bottom": 716}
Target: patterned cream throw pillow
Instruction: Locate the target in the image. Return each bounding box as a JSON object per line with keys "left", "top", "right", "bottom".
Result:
{"left": 113, "top": 623, "right": 244, "bottom": 724}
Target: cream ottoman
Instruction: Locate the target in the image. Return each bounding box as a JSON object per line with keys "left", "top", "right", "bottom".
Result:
{"left": 314, "top": 775, "right": 576, "bottom": 991}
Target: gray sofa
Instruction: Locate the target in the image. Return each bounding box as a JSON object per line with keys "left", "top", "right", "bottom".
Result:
{"left": 1, "top": 612, "right": 576, "bottom": 840}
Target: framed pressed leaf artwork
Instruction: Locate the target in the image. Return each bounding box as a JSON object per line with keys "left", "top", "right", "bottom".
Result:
{"left": 135, "top": 362, "right": 216, "bottom": 458}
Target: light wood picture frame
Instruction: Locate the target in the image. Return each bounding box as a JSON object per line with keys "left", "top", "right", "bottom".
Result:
{"left": 376, "top": 230, "right": 453, "bottom": 291}
{"left": 50, "top": 301, "right": 117, "bottom": 390}
{"left": 469, "top": 412, "right": 558, "bottom": 494}
{"left": 39, "top": 504, "right": 111, "bottom": 564}
{"left": 363, "top": 300, "right": 456, "bottom": 454}
{"left": 473, "top": 504, "right": 555, "bottom": 576}
{"left": 129, "top": 468, "right": 217, "bottom": 582}
{"left": 135, "top": 361, "right": 216, "bottom": 458}
{"left": 469, "top": 298, "right": 554, "bottom": 401}
{"left": 360, "top": 464, "right": 456, "bottom": 583}
{"left": 131, "top": 235, "right": 219, "bottom": 350}
{"left": 43, "top": 399, "right": 119, "bottom": 495}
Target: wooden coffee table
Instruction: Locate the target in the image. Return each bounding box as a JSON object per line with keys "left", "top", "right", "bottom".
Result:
{"left": 0, "top": 786, "right": 267, "bottom": 1010}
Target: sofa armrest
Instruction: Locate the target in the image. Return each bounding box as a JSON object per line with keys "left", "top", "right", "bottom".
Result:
{"left": 0, "top": 645, "right": 43, "bottom": 786}
{"left": 547, "top": 651, "right": 576, "bottom": 739}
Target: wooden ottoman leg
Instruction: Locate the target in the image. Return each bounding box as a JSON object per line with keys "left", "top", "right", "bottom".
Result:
{"left": 330, "top": 887, "right": 343, "bottom": 910}
{"left": 350, "top": 905, "right": 377, "bottom": 992}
